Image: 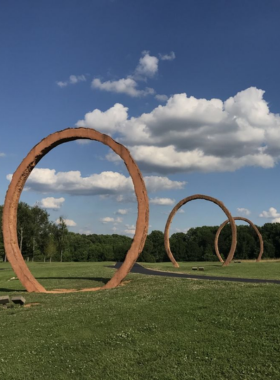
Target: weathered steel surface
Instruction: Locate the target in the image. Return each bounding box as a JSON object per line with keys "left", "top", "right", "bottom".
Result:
{"left": 215, "top": 216, "right": 264, "bottom": 263}
{"left": 164, "top": 194, "right": 237, "bottom": 268}
{"left": 2, "top": 128, "right": 149, "bottom": 292}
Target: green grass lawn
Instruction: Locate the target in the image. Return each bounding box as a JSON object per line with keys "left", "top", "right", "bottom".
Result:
{"left": 1, "top": 261, "right": 280, "bottom": 379}
{"left": 141, "top": 260, "right": 280, "bottom": 280}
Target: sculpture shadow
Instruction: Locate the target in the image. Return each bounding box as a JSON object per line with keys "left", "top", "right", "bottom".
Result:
{"left": 36, "top": 276, "right": 110, "bottom": 284}
{"left": 0, "top": 287, "right": 26, "bottom": 293}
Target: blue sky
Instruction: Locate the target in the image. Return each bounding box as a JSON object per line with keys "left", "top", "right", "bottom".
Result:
{"left": 1, "top": 0, "right": 280, "bottom": 236}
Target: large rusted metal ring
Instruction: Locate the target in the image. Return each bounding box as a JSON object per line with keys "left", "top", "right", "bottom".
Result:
{"left": 215, "top": 216, "right": 264, "bottom": 263}
{"left": 2, "top": 128, "right": 149, "bottom": 293}
{"left": 164, "top": 194, "right": 237, "bottom": 268}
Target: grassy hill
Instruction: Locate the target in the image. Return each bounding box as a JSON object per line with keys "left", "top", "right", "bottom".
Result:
{"left": 1, "top": 262, "right": 280, "bottom": 379}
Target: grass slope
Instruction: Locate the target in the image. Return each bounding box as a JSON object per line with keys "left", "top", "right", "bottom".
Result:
{"left": 0, "top": 262, "right": 280, "bottom": 379}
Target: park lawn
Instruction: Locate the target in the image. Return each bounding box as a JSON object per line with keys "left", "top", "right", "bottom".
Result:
{"left": 0, "top": 261, "right": 280, "bottom": 380}
{"left": 141, "top": 260, "right": 280, "bottom": 280}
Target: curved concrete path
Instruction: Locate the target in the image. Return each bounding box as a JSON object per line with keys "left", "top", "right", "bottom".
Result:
{"left": 110, "top": 262, "right": 280, "bottom": 285}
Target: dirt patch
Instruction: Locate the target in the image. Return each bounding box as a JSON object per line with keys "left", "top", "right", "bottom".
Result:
{"left": 24, "top": 302, "right": 41, "bottom": 308}
{"left": 46, "top": 287, "right": 102, "bottom": 294}
{"left": 45, "top": 280, "right": 131, "bottom": 294}
{"left": 119, "top": 280, "right": 131, "bottom": 287}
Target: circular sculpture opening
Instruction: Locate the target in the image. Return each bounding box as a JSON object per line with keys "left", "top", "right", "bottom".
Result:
{"left": 215, "top": 216, "right": 264, "bottom": 263}
{"left": 164, "top": 194, "right": 237, "bottom": 268}
{"left": 2, "top": 128, "right": 149, "bottom": 293}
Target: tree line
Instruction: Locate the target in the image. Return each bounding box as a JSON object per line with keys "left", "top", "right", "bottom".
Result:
{"left": 0, "top": 202, "right": 279, "bottom": 262}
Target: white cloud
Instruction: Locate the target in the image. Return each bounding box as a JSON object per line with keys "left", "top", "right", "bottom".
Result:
{"left": 237, "top": 208, "right": 251, "bottom": 216}
{"left": 178, "top": 209, "right": 185, "bottom": 213}
{"left": 8, "top": 168, "right": 185, "bottom": 196}
{"left": 259, "top": 207, "right": 280, "bottom": 219}
{"left": 91, "top": 52, "right": 159, "bottom": 98}
{"left": 38, "top": 197, "right": 65, "bottom": 210}
{"left": 159, "top": 51, "right": 176, "bottom": 61}
{"left": 272, "top": 218, "right": 280, "bottom": 223}
{"left": 143, "top": 176, "right": 185, "bottom": 191}
{"left": 57, "top": 74, "right": 86, "bottom": 88}
{"left": 56, "top": 218, "right": 77, "bottom": 227}
{"left": 124, "top": 224, "right": 136, "bottom": 235}
{"left": 174, "top": 227, "right": 190, "bottom": 233}
{"left": 134, "top": 51, "right": 159, "bottom": 79}
{"left": 77, "top": 86, "right": 280, "bottom": 174}
{"left": 155, "top": 94, "right": 168, "bottom": 102}
{"left": 92, "top": 78, "right": 154, "bottom": 98}
{"left": 101, "top": 216, "right": 122, "bottom": 224}
{"left": 128, "top": 145, "right": 274, "bottom": 174}
{"left": 100, "top": 217, "right": 115, "bottom": 224}
{"left": 150, "top": 197, "right": 175, "bottom": 205}
{"left": 117, "top": 209, "right": 128, "bottom": 215}
{"left": 79, "top": 229, "right": 93, "bottom": 235}
{"left": 76, "top": 103, "right": 128, "bottom": 134}
{"left": 0, "top": 153, "right": 6, "bottom": 157}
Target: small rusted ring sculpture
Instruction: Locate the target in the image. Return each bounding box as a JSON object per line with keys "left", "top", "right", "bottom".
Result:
{"left": 164, "top": 194, "right": 237, "bottom": 268}
{"left": 215, "top": 216, "right": 264, "bottom": 263}
{"left": 2, "top": 128, "right": 149, "bottom": 293}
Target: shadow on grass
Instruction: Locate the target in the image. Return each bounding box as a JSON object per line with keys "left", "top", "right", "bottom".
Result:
{"left": 36, "top": 277, "right": 110, "bottom": 284}
{"left": 0, "top": 288, "right": 26, "bottom": 293}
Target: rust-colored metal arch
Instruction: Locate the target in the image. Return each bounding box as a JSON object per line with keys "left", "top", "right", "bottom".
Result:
{"left": 2, "top": 128, "right": 149, "bottom": 293}
{"left": 164, "top": 194, "right": 237, "bottom": 268}
{"left": 214, "top": 216, "right": 264, "bottom": 263}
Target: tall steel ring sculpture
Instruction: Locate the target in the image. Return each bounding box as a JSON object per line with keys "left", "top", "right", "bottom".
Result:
{"left": 2, "top": 128, "right": 149, "bottom": 293}
{"left": 214, "top": 216, "right": 264, "bottom": 263}
{"left": 164, "top": 194, "right": 237, "bottom": 268}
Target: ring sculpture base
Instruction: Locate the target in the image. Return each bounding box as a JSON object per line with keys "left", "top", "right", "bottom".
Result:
{"left": 164, "top": 194, "right": 237, "bottom": 268}
{"left": 214, "top": 216, "right": 264, "bottom": 263}
{"left": 2, "top": 128, "right": 149, "bottom": 293}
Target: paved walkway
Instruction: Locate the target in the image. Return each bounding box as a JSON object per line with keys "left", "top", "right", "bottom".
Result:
{"left": 111, "top": 262, "right": 280, "bottom": 285}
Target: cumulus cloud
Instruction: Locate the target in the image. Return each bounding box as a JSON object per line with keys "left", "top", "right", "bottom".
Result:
{"left": 77, "top": 87, "right": 280, "bottom": 174}
{"left": 8, "top": 168, "right": 185, "bottom": 196}
{"left": 134, "top": 51, "right": 159, "bottom": 79}
{"left": 0, "top": 153, "right": 5, "bottom": 157}
{"left": 79, "top": 229, "right": 93, "bottom": 235}
{"left": 56, "top": 218, "right": 77, "bottom": 227}
{"left": 159, "top": 51, "right": 176, "bottom": 61}
{"left": 150, "top": 197, "right": 175, "bottom": 205}
{"left": 38, "top": 197, "right": 65, "bottom": 210}
{"left": 76, "top": 103, "right": 128, "bottom": 134}
{"left": 259, "top": 207, "right": 280, "bottom": 220}
{"left": 57, "top": 75, "right": 86, "bottom": 88}
{"left": 91, "top": 52, "right": 159, "bottom": 98}
{"left": 155, "top": 94, "right": 168, "bottom": 102}
{"left": 174, "top": 227, "right": 190, "bottom": 233}
{"left": 237, "top": 208, "right": 251, "bottom": 216}
{"left": 100, "top": 217, "right": 115, "bottom": 224}
{"left": 116, "top": 209, "right": 128, "bottom": 215}
{"left": 124, "top": 224, "right": 136, "bottom": 235}
{"left": 92, "top": 78, "right": 154, "bottom": 98}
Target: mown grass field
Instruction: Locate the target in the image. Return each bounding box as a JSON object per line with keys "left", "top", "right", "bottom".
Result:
{"left": 1, "top": 261, "right": 280, "bottom": 379}
{"left": 142, "top": 260, "right": 280, "bottom": 280}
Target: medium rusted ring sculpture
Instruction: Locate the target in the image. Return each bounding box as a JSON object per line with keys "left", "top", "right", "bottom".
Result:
{"left": 164, "top": 194, "right": 237, "bottom": 268}
{"left": 214, "top": 216, "right": 264, "bottom": 263}
{"left": 2, "top": 127, "right": 149, "bottom": 293}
